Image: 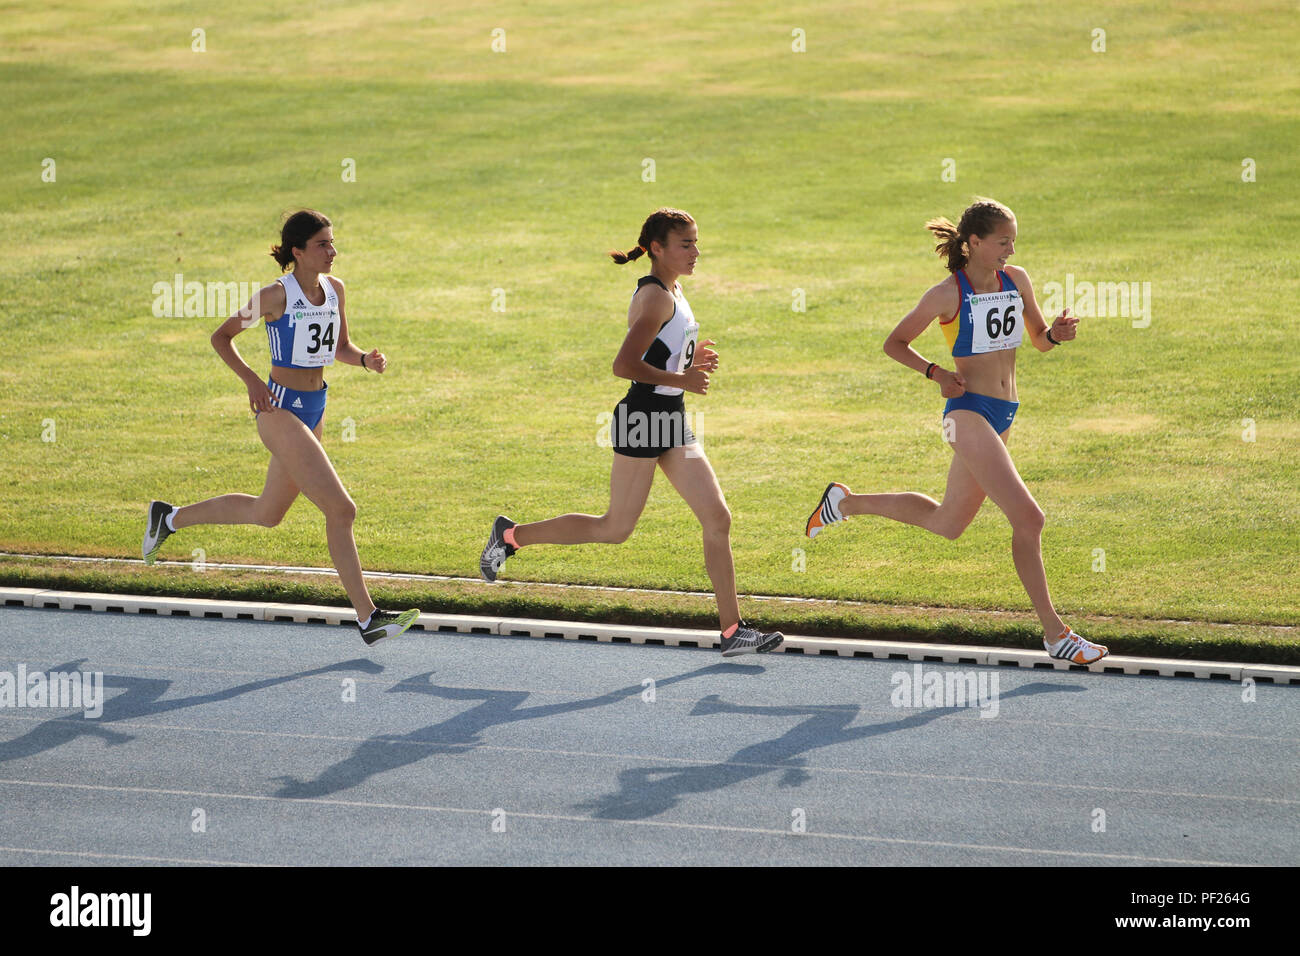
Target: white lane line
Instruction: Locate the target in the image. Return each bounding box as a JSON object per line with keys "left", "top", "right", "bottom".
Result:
{"left": 1, "top": 686, "right": 1295, "bottom": 746}
{"left": 0, "top": 778, "right": 1249, "bottom": 865}
{"left": 1, "top": 719, "right": 1293, "bottom": 805}
{"left": 0, "top": 845, "right": 273, "bottom": 866}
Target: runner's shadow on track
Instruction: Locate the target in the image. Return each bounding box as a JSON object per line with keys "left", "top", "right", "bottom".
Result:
{"left": 575, "top": 680, "right": 1082, "bottom": 820}
{"left": 0, "top": 657, "right": 383, "bottom": 763}
{"left": 272, "top": 661, "right": 767, "bottom": 800}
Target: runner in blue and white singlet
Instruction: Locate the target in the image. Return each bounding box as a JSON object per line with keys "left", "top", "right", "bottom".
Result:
{"left": 141, "top": 209, "right": 419, "bottom": 647}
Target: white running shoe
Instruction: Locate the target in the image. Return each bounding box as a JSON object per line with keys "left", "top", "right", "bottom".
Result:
{"left": 1044, "top": 628, "right": 1109, "bottom": 665}
{"left": 805, "top": 482, "right": 850, "bottom": 539}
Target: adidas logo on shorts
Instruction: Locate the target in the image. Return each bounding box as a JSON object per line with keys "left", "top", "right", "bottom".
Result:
{"left": 292, "top": 398, "right": 304, "bottom": 409}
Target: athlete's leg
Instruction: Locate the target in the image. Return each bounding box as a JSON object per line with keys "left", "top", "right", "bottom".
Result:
{"left": 511, "top": 453, "right": 657, "bottom": 547}
{"left": 943, "top": 409, "right": 1064, "bottom": 639}
{"left": 172, "top": 453, "right": 300, "bottom": 530}
{"left": 839, "top": 452, "right": 987, "bottom": 540}
{"left": 253, "top": 411, "right": 376, "bottom": 620}
{"left": 656, "top": 444, "right": 739, "bottom": 631}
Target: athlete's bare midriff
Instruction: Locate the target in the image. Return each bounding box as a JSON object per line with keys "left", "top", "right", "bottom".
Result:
{"left": 953, "top": 349, "right": 1017, "bottom": 402}
{"left": 269, "top": 365, "right": 326, "bottom": 392}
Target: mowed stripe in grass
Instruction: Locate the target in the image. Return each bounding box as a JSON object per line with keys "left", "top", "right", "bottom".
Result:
{"left": 1, "top": 1, "right": 1296, "bottom": 626}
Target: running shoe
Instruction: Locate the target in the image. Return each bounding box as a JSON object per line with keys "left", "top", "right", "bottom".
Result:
{"left": 359, "top": 608, "right": 420, "bottom": 646}
{"left": 479, "top": 515, "right": 517, "bottom": 582}
{"left": 805, "top": 482, "right": 850, "bottom": 539}
{"left": 720, "top": 621, "right": 784, "bottom": 657}
{"left": 142, "top": 500, "right": 175, "bottom": 565}
{"left": 1044, "top": 628, "right": 1109, "bottom": 665}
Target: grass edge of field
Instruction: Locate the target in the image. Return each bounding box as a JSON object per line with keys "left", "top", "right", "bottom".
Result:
{"left": 2, "top": 559, "right": 1296, "bottom": 667}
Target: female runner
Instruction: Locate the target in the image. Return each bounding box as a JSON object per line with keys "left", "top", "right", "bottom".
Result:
{"left": 142, "top": 210, "right": 420, "bottom": 646}
{"left": 805, "top": 198, "right": 1108, "bottom": 664}
{"left": 479, "top": 208, "right": 783, "bottom": 656}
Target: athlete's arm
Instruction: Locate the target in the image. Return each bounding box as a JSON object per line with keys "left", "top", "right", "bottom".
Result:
{"left": 884, "top": 278, "right": 966, "bottom": 397}
{"left": 331, "top": 278, "right": 387, "bottom": 373}
{"left": 1007, "top": 265, "right": 1077, "bottom": 351}
{"left": 612, "top": 285, "right": 709, "bottom": 394}
{"left": 211, "top": 281, "right": 285, "bottom": 413}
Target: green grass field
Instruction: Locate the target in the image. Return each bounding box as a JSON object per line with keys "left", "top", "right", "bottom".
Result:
{"left": 2, "top": 1, "right": 1297, "bottom": 633}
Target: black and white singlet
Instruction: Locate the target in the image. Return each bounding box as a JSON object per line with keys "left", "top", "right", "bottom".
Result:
{"left": 611, "top": 275, "right": 700, "bottom": 458}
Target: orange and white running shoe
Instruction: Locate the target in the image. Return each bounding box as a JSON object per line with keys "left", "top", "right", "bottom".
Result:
{"left": 805, "top": 482, "right": 850, "bottom": 539}
{"left": 1045, "top": 628, "right": 1109, "bottom": 664}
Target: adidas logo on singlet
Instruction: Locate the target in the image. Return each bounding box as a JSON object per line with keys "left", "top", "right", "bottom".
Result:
{"left": 293, "top": 299, "right": 307, "bottom": 308}
{"left": 292, "top": 398, "right": 304, "bottom": 409}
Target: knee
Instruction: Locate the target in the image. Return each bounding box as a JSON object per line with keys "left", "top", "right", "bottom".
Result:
{"left": 1011, "top": 504, "right": 1045, "bottom": 537}
{"left": 257, "top": 508, "right": 288, "bottom": 529}
{"left": 325, "top": 495, "right": 357, "bottom": 525}
{"left": 933, "top": 510, "right": 973, "bottom": 541}
{"left": 701, "top": 506, "right": 731, "bottom": 538}
{"left": 937, "top": 522, "right": 966, "bottom": 542}
{"left": 601, "top": 517, "right": 636, "bottom": 544}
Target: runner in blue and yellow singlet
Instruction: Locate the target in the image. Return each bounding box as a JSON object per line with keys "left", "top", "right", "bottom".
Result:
{"left": 805, "top": 198, "right": 1108, "bottom": 665}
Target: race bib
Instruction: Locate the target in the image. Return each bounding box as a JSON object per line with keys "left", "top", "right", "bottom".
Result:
{"left": 677, "top": 319, "right": 699, "bottom": 372}
{"left": 290, "top": 309, "right": 338, "bottom": 367}
{"left": 967, "top": 290, "right": 1023, "bottom": 354}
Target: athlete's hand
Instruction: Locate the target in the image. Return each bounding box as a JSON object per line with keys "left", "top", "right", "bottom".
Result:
{"left": 682, "top": 366, "right": 711, "bottom": 395}
{"left": 247, "top": 378, "right": 276, "bottom": 414}
{"left": 1050, "top": 309, "right": 1079, "bottom": 343}
{"left": 364, "top": 348, "right": 388, "bottom": 373}
{"left": 937, "top": 368, "right": 967, "bottom": 398}
{"left": 694, "top": 339, "right": 719, "bottom": 372}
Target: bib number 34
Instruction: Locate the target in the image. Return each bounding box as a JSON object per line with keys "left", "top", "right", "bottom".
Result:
{"left": 292, "top": 317, "right": 337, "bottom": 367}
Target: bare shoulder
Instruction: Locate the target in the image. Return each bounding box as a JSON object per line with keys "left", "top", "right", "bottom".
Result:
{"left": 925, "top": 273, "right": 961, "bottom": 315}
{"left": 1003, "top": 264, "right": 1032, "bottom": 286}
{"left": 327, "top": 274, "right": 346, "bottom": 290}
{"left": 629, "top": 281, "right": 674, "bottom": 323}
{"left": 258, "top": 280, "right": 287, "bottom": 316}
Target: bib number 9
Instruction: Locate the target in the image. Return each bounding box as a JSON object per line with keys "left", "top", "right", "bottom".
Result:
{"left": 682, "top": 338, "right": 696, "bottom": 370}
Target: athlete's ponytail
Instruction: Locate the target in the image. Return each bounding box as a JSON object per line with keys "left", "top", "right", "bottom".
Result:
{"left": 270, "top": 209, "right": 332, "bottom": 271}
{"left": 926, "top": 198, "right": 1014, "bottom": 273}
{"left": 609, "top": 207, "right": 695, "bottom": 265}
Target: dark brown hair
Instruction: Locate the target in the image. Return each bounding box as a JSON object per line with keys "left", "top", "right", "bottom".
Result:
{"left": 270, "top": 209, "right": 332, "bottom": 271}
{"left": 926, "top": 198, "right": 1014, "bottom": 273}
{"left": 609, "top": 207, "right": 695, "bottom": 264}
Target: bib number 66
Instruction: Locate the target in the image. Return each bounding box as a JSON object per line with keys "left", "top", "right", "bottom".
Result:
{"left": 985, "top": 305, "right": 1017, "bottom": 340}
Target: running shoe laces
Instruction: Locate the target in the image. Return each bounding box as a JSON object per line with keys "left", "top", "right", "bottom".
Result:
{"left": 479, "top": 515, "right": 517, "bottom": 582}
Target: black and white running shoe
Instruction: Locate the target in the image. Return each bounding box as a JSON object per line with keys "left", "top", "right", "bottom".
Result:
{"left": 805, "top": 482, "right": 850, "bottom": 539}
{"left": 359, "top": 608, "right": 420, "bottom": 646}
{"left": 479, "top": 515, "right": 517, "bottom": 582}
{"left": 143, "top": 500, "right": 175, "bottom": 565}
{"left": 720, "top": 621, "right": 784, "bottom": 657}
